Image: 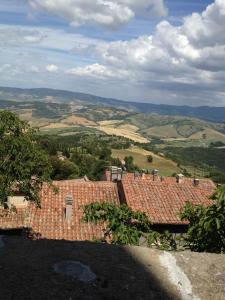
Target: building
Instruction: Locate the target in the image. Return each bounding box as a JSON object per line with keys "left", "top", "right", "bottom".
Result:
{"left": 118, "top": 171, "right": 215, "bottom": 231}
{"left": 0, "top": 179, "right": 120, "bottom": 241}
{"left": 0, "top": 170, "right": 216, "bottom": 240}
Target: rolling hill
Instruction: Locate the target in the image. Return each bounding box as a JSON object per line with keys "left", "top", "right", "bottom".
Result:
{"left": 1, "top": 97, "right": 225, "bottom": 146}
{"left": 1, "top": 86, "right": 225, "bottom": 123}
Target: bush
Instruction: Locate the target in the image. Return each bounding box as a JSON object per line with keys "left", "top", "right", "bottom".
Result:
{"left": 83, "top": 203, "right": 177, "bottom": 250}
{"left": 181, "top": 186, "right": 225, "bottom": 253}
{"left": 147, "top": 155, "right": 153, "bottom": 163}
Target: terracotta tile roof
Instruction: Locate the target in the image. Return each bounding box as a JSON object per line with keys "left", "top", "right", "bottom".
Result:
{"left": 0, "top": 180, "right": 120, "bottom": 240}
{"left": 121, "top": 175, "right": 216, "bottom": 224}
{"left": 28, "top": 180, "right": 120, "bottom": 241}
{"left": 0, "top": 173, "right": 217, "bottom": 236}
{"left": 0, "top": 208, "right": 27, "bottom": 229}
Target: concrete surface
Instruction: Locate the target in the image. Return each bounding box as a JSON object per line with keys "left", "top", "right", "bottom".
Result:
{"left": 0, "top": 235, "right": 5, "bottom": 248}
{"left": 53, "top": 261, "right": 97, "bottom": 283}
{"left": 0, "top": 236, "right": 224, "bottom": 300}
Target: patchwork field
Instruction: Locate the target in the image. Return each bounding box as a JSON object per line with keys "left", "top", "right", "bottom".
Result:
{"left": 97, "top": 126, "right": 149, "bottom": 143}
{"left": 141, "top": 125, "right": 180, "bottom": 138}
{"left": 112, "top": 146, "right": 181, "bottom": 176}
{"left": 61, "top": 115, "right": 97, "bottom": 126}
{"left": 2, "top": 98, "right": 225, "bottom": 147}
{"left": 189, "top": 128, "right": 225, "bottom": 143}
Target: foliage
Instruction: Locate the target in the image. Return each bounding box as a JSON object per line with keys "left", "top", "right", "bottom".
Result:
{"left": 50, "top": 156, "right": 79, "bottom": 180}
{"left": 209, "top": 141, "right": 225, "bottom": 148}
{"left": 124, "top": 156, "right": 140, "bottom": 172}
{"left": 181, "top": 186, "right": 225, "bottom": 253}
{"left": 147, "top": 155, "right": 153, "bottom": 163}
{"left": 0, "top": 111, "right": 52, "bottom": 206}
{"left": 37, "top": 133, "right": 130, "bottom": 181}
{"left": 83, "top": 202, "right": 177, "bottom": 250}
{"left": 163, "top": 146, "right": 225, "bottom": 182}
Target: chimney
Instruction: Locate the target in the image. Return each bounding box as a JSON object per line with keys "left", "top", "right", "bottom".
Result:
{"left": 134, "top": 171, "right": 140, "bottom": 179}
{"left": 176, "top": 174, "right": 184, "bottom": 184}
{"left": 111, "top": 166, "right": 118, "bottom": 182}
{"left": 117, "top": 168, "right": 123, "bottom": 181}
{"left": 65, "top": 193, "right": 73, "bottom": 221}
{"left": 152, "top": 169, "right": 158, "bottom": 181}
{"left": 193, "top": 178, "right": 200, "bottom": 186}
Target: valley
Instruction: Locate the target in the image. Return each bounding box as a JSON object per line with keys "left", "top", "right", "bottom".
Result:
{"left": 0, "top": 87, "right": 225, "bottom": 182}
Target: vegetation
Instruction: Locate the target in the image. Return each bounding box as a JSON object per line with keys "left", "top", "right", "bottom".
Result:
{"left": 181, "top": 186, "right": 225, "bottom": 253}
{"left": 147, "top": 155, "right": 153, "bottom": 163}
{"left": 83, "top": 186, "right": 225, "bottom": 253}
{"left": 163, "top": 146, "right": 225, "bottom": 182}
{"left": 112, "top": 146, "right": 180, "bottom": 176}
{"left": 0, "top": 111, "right": 52, "bottom": 206}
{"left": 83, "top": 203, "right": 177, "bottom": 250}
{"left": 37, "top": 133, "right": 133, "bottom": 180}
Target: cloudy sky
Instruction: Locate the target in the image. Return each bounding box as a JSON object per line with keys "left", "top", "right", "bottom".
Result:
{"left": 0, "top": 0, "right": 225, "bottom": 106}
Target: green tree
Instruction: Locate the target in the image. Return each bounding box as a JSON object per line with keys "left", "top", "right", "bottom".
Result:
{"left": 50, "top": 156, "right": 79, "bottom": 180}
{"left": 147, "top": 155, "right": 153, "bottom": 163}
{"left": 92, "top": 160, "right": 109, "bottom": 180}
{"left": 83, "top": 203, "right": 177, "bottom": 250}
{"left": 99, "top": 147, "right": 111, "bottom": 160}
{"left": 0, "top": 111, "right": 52, "bottom": 206}
{"left": 181, "top": 185, "right": 225, "bottom": 253}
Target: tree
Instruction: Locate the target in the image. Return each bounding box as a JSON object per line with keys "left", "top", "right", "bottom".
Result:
{"left": 181, "top": 185, "right": 225, "bottom": 253}
{"left": 0, "top": 111, "right": 52, "bottom": 206}
{"left": 124, "top": 156, "right": 138, "bottom": 172}
{"left": 99, "top": 147, "right": 111, "bottom": 160}
{"left": 50, "top": 156, "right": 79, "bottom": 180}
{"left": 147, "top": 155, "right": 153, "bottom": 163}
{"left": 83, "top": 203, "right": 177, "bottom": 250}
{"left": 92, "top": 160, "right": 109, "bottom": 181}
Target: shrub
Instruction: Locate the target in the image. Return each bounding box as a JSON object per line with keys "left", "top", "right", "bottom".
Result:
{"left": 83, "top": 203, "right": 177, "bottom": 250}
{"left": 181, "top": 186, "right": 225, "bottom": 253}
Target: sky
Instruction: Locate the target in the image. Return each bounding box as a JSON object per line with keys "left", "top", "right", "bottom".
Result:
{"left": 0, "top": 0, "right": 225, "bottom": 106}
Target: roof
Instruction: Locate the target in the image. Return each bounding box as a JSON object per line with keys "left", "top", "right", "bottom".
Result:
{"left": 0, "top": 173, "right": 217, "bottom": 236}
{"left": 0, "top": 180, "right": 120, "bottom": 241}
{"left": 0, "top": 208, "right": 27, "bottom": 229}
{"left": 121, "top": 176, "right": 215, "bottom": 224}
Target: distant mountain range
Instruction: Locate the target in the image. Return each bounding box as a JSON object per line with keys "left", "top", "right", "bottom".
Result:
{"left": 0, "top": 86, "right": 225, "bottom": 123}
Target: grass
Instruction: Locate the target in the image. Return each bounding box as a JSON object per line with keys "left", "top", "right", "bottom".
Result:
{"left": 97, "top": 126, "right": 149, "bottom": 143}
{"left": 61, "top": 115, "right": 97, "bottom": 126}
{"left": 112, "top": 146, "right": 181, "bottom": 176}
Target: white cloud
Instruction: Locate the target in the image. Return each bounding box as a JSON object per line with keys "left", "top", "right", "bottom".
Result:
{"left": 67, "top": 63, "right": 130, "bottom": 80}
{"left": 65, "top": 0, "right": 225, "bottom": 105}
{"left": 1, "top": 1, "right": 225, "bottom": 106}
{"left": 0, "top": 26, "right": 45, "bottom": 46}
{"left": 28, "top": 0, "right": 167, "bottom": 28}
{"left": 67, "top": 63, "right": 113, "bottom": 78}
{"left": 46, "top": 64, "right": 58, "bottom": 72}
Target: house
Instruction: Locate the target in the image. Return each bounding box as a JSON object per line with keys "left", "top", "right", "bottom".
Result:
{"left": 0, "top": 179, "right": 120, "bottom": 241}
{"left": 119, "top": 172, "right": 215, "bottom": 231}
{"left": 0, "top": 169, "right": 216, "bottom": 239}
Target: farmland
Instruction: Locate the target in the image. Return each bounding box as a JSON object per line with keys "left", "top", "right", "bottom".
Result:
{"left": 112, "top": 146, "right": 180, "bottom": 176}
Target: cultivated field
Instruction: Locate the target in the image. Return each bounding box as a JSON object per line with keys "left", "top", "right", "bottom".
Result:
{"left": 112, "top": 146, "right": 180, "bottom": 176}
{"left": 97, "top": 126, "right": 149, "bottom": 143}
{"left": 61, "top": 115, "right": 97, "bottom": 126}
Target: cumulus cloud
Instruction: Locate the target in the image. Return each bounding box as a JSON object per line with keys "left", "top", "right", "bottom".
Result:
{"left": 28, "top": 0, "right": 167, "bottom": 28}
{"left": 46, "top": 64, "right": 58, "bottom": 72}
{"left": 65, "top": 0, "right": 225, "bottom": 105}
{"left": 1, "top": 1, "right": 225, "bottom": 106}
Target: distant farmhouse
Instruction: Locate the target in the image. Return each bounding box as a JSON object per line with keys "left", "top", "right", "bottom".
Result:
{"left": 0, "top": 169, "right": 215, "bottom": 240}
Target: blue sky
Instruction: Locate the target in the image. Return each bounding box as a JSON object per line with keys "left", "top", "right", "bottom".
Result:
{"left": 0, "top": 0, "right": 225, "bottom": 106}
